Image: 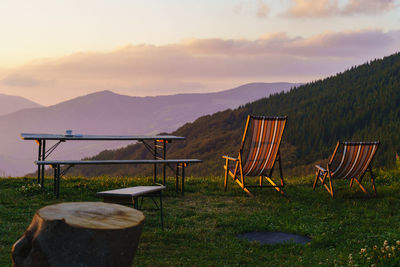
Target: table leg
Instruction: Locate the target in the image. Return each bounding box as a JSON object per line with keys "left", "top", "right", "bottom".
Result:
{"left": 37, "top": 140, "right": 42, "bottom": 184}
{"left": 163, "top": 141, "right": 166, "bottom": 186}
{"left": 153, "top": 140, "right": 157, "bottom": 184}
{"left": 40, "top": 141, "right": 46, "bottom": 188}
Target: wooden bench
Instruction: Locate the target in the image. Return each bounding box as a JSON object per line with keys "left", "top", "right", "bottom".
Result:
{"left": 36, "top": 159, "right": 202, "bottom": 198}
{"left": 96, "top": 185, "right": 166, "bottom": 229}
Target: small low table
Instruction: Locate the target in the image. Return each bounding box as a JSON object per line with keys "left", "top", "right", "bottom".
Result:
{"left": 96, "top": 185, "right": 166, "bottom": 228}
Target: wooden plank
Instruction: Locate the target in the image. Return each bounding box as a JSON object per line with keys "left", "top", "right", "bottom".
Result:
{"left": 315, "top": 165, "right": 327, "bottom": 172}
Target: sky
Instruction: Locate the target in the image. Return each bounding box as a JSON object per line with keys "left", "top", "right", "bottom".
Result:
{"left": 0, "top": 0, "right": 399, "bottom": 105}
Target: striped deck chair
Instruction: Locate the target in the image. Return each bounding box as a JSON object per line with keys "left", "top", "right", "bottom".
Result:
{"left": 313, "top": 141, "right": 380, "bottom": 197}
{"left": 222, "top": 115, "right": 287, "bottom": 197}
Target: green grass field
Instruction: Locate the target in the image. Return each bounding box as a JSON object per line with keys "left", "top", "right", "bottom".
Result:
{"left": 1, "top": 170, "right": 400, "bottom": 266}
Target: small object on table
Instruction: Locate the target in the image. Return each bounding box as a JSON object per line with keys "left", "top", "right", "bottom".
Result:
{"left": 65, "top": 129, "right": 73, "bottom": 136}
{"left": 11, "top": 202, "right": 145, "bottom": 267}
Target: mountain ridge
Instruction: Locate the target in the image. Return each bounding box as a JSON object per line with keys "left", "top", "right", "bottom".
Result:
{"left": 0, "top": 93, "right": 42, "bottom": 116}
{"left": 70, "top": 52, "right": 400, "bottom": 177}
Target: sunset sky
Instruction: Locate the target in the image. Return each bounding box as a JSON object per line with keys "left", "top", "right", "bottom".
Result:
{"left": 1, "top": 0, "right": 399, "bottom": 105}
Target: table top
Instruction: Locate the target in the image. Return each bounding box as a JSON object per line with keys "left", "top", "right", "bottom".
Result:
{"left": 97, "top": 185, "right": 166, "bottom": 197}
{"left": 20, "top": 133, "right": 185, "bottom": 141}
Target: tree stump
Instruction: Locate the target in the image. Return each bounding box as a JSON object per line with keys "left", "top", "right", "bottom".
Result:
{"left": 11, "top": 202, "right": 145, "bottom": 267}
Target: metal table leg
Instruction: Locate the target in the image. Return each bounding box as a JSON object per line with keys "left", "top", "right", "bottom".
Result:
{"left": 41, "top": 140, "right": 46, "bottom": 188}
{"left": 163, "top": 141, "right": 166, "bottom": 185}
{"left": 153, "top": 140, "right": 157, "bottom": 183}
{"left": 37, "top": 140, "right": 42, "bottom": 184}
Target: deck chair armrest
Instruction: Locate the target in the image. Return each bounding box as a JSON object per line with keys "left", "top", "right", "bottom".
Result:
{"left": 315, "top": 165, "right": 327, "bottom": 173}
{"left": 222, "top": 155, "right": 238, "bottom": 161}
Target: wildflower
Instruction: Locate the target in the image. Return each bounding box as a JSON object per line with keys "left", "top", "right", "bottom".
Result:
{"left": 392, "top": 246, "right": 396, "bottom": 251}
{"left": 360, "top": 248, "right": 367, "bottom": 253}
{"left": 373, "top": 245, "right": 378, "bottom": 250}
{"left": 386, "top": 245, "right": 390, "bottom": 251}
{"left": 384, "top": 240, "right": 388, "bottom": 246}
{"left": 388, "top": 253, "right": 392, "bottom": 258}
{"left": 348, "top": 253, "right": 353, "bottom": 265}
{"left": 397, "top": 240, "right": 400, "bottom": 246}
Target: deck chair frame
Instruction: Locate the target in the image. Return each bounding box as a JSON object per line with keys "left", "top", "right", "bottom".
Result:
{"left": 313, "top": 141, "right": 379, "bottom": 198}
{"left": 223, "top": 115, "right": 287, "bottom": 197}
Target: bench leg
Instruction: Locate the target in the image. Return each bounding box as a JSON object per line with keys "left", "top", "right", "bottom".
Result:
{"left": 176, "top": 164, "right": 179, "bottom": 193}
{"left": 132, "top": 194, "right": 164, "bottom": 229}
{"left": 53, "top": 167, "right": 57, "bottom": 196}
{"left": 182, "top": 163, "right": 185, "bottom": 196}
{"left": 56, "top": 165, "right": 61, "bottom": 199}
{"left": 160, "top": 191, "right": 164, "bottom": 230}
{"left": 52, "top": 165, "right": 61, "bottom": 199}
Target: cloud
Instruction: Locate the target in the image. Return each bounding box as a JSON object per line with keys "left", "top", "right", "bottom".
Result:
{"left": 1, "top": 74, "right": 41, "bottom": 87}
{"left": 285, "top": 0, "right": 397, "bottom": 18}
{"left": 0, "top": 29, "right": 399, "bottom": 105}
{"left": 233, "top": 3, "right": 243, "bottom": 15}
{"left": 343, "top": 0, "right": 397, "bottom": 15}
{"left": 285, "top": 0, "right": 338, "bottom": 18}
{"left": 256, "top": 0, "right": 270, "bottom": 18}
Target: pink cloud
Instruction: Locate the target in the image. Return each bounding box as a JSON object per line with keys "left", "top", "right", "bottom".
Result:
{"left": 256, "top": 0, "right": 270, "bottom": 18}
{"left": 285, "top": 0, "right": 397, "bottom": 18}
{"left": 0, "top": 29, "right": 399, "bottom": 105}
{"left": 285, "top": 0, "right": 339, "bottom": 18}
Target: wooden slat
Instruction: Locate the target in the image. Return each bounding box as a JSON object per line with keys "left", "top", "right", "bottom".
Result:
{"left": 222, "top": 156, "right": 238, "bottom": 161}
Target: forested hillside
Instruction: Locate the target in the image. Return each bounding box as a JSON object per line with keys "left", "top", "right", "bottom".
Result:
{"left": 72, "top": 52, "right": 400, "bottom": 177}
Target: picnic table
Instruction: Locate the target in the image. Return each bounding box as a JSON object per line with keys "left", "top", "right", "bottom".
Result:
{"left": 21, "top": 133, "right": 201, "bottom": 197}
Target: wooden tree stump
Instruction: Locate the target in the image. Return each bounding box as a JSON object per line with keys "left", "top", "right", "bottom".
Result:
{"left": 11, "top": 202, "right": 145, "bottom": 267}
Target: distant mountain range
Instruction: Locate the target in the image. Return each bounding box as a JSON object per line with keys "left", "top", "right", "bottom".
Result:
{"left": 0, "top": 82, "right": 298, "bottom": 176}
{"left": 0, "top": 93, "right": 42, "bottom": 116}
{"left": 71, "top": 52, "right": 400, "bottom": 178}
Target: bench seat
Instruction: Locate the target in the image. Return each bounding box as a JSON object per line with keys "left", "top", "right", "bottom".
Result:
{"left": 97, "top": 185, "right": 166, "bottom": 228}
{"left": 97, "top": 185, "right": 166, "bottom": 198}
{"left": 36, "top": 159, "right": 202, "bottom": 166}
